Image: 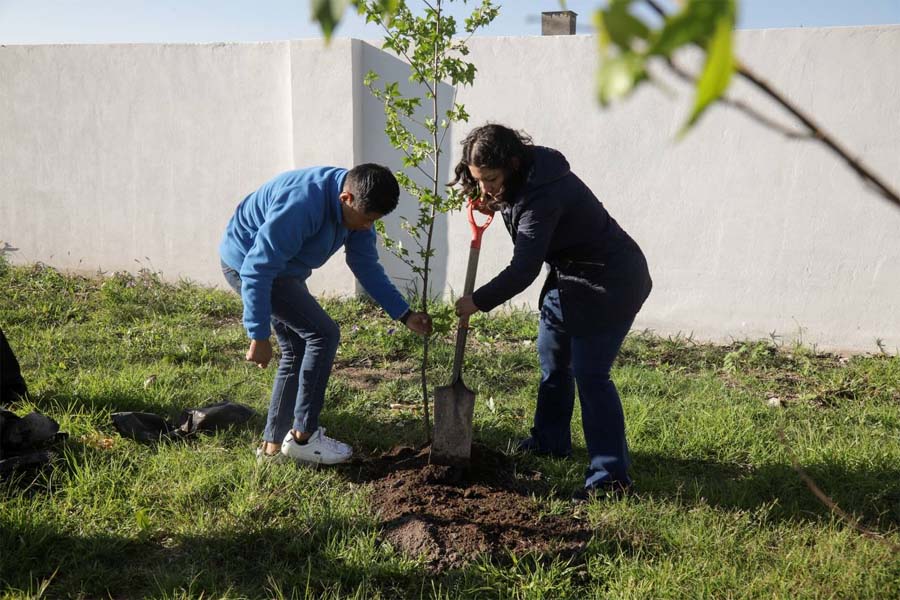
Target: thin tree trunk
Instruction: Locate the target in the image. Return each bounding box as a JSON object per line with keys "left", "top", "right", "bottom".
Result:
{"left": 418, "top": 0, "right": 444, "bottom": 443}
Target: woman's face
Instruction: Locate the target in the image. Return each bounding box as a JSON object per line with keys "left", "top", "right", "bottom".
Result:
{"left": 468, "top": 164, "right": 507, "bottom": 210}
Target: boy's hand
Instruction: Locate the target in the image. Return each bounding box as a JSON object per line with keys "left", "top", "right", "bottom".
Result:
{"left": 246, "top": 339, "right": 273, "bottom": 368}
{"left": 404, "top": 312, "right": 433, "bottom": 336}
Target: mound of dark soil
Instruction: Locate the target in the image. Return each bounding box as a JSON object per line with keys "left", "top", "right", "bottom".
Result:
{"left": 346, "top": 445, "right": 593, "bottom": 571}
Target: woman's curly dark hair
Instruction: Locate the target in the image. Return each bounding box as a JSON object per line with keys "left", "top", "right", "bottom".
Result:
{"left": 449, "top": 124, "right": 534, "bottom": 204}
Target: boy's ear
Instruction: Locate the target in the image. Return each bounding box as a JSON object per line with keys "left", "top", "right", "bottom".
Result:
{"left": 339, "top": 190, "right": 354, "bottom": 205}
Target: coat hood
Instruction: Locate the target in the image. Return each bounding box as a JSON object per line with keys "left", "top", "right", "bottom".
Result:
{"left": 524, "top": 146, "right": 570, "bottom": 192}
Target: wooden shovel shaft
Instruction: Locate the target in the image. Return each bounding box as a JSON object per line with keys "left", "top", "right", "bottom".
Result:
{"left": 451, "top": 243, "right": 480, "bottom": 381}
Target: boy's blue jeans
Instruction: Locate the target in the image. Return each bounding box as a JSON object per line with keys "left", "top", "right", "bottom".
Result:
{"left": 533, "top": 288, "right": 633, "bottom": 487}
{"left": 222, "top": 262, "right": 339, "bottom": 444}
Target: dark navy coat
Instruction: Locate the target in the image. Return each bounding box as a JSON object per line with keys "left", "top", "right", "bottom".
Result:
{"left": 471, "top": 147, "right": 652, "bottom": 333}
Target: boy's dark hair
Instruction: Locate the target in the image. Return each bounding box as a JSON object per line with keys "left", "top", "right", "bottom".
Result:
{"left": 450, "top": 123, "right": 534, "bottom": 203}
{"left": 345, "top": 164, "right": 400, "bottom": 215}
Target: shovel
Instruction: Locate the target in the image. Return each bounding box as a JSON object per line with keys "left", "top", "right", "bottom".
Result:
{"left": 431, "top": 200, "right": 494, "bottom": 466}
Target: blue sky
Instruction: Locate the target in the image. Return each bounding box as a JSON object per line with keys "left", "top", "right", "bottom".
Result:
{"left": 0, "top": 0, "right": 898, "bottom": 44}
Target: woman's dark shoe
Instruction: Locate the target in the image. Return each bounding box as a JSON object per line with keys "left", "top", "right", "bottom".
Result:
{"left": 572, "top": 477, "right": 633, "bottom": 502}
{"left": 515, "top": 436, "right": 572, "bottom": 459}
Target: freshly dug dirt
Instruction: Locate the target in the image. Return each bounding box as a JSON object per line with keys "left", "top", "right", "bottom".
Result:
{"left": 346, "top": 445, "right": 593, "bottom": 571}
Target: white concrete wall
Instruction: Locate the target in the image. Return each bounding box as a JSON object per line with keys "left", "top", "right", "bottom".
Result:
{"left": 290, "top": 38, "right": 361, "bottom": 297}
{"left": 0, "top": 42, "right": 295, "bottom": 283}
{"left": 356, "top": 41, "right": 456, "bottom": 301}
{"left": 1, "top": 26, "right": 898, "bottom": 352}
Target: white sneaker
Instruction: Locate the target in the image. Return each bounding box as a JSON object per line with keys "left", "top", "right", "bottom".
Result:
{"left": 281, "top": 427, "right": 352, "bottom": 465}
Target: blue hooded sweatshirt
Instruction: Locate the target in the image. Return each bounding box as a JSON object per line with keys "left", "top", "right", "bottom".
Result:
{"left": 219, "top": 167, "right": 409, "bottom": 340}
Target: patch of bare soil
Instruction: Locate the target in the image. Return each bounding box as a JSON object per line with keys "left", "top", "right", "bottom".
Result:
{"left": 335, "top": 366, "right": 387, "bottom": 391}
{"left": 346, "top": 445, "right": 593, "bottom": 572}
{"left": 334, "top": 359, "right": 417, "bottom": 391}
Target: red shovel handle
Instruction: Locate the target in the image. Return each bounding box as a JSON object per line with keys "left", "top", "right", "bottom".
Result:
{"left": 467, "top": 199, "right": 494, "bottom": 249}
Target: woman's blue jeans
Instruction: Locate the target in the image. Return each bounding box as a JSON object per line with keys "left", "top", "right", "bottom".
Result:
{"left": 533, "top": 288, "right": 633, "bottom": 487}
{"left": 222, "top": 262, "right": 339, "bottom": 444}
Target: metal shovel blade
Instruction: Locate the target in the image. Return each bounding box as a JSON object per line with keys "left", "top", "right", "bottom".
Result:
{"left": 431, "top": 202, "right": 492, "bottom": 467}
{"left": 431, "top": 377, "right": 475, "bottom": 466}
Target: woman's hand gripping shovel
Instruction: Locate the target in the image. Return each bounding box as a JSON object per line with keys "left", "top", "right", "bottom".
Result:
{"left": 431, "top": 200, "right": 494, "bottom": 466}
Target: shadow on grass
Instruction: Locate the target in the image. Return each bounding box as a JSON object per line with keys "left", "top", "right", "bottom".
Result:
{"left": 471, "top": 422, "right": 900, "bottom": 531}
{"left": 3, "top": 438, "right": 408, "bottom": 596}
{"left": 0, "top": 518, "right": 430, "bottom": 598}
{"left": 27, "top": 389, "right": 182, "bottom": 421}
{"left": 2, "top": 517, "right": 606, "bottom": 599}
{"left": 3, "top": 456, "right": 601, "bottom": 599}
{"left": 629, "top": 451, "right": 900, "bottom": 530}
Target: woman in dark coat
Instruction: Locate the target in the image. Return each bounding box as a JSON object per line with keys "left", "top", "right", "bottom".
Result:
{"left": 452, "top": 124, "right": 652, "bottom": 496}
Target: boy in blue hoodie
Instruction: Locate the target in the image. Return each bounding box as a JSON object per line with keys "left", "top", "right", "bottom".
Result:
{"left": 220, "top": 164, "right": 431, "bottom": 464}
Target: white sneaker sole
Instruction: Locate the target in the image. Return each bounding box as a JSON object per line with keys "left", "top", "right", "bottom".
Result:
{"left": 283, "top": 452, "right": 352, "bottom": 466}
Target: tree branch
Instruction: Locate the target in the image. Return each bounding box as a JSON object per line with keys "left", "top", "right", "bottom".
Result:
{"left": 734, "top": 62, "right": 900, "bottom": 207}
{"left": 375, "top": 17, "right": 436, "bottom": 98}
{"left": 661, "top": 57, "right": 813, "bottom": 140}
{"left": 777, "top": 430, "right": 900, "bottom": 553}
{"left": 643, "top": 0, "right": 900, "bottom": 210}
{"left": 401, "top": 149, "right": 435, "bottom": 181}
{"left": 437, "top": 86, "right": 460, "bottom": 157}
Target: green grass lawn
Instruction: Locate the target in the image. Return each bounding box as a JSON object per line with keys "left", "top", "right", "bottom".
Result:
{"left": 1, "top": 259, "right": 898, "bottom": 599}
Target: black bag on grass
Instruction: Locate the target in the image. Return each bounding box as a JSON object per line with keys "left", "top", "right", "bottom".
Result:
{"left": 111, "top": 411, "right": 174, "bottom": 442}
{"left": 175, "top": 401, "right": 255, "bottom": 435}
{"left": 0, "top": 409, "right": 65, "bottom": 475}
{"left": 112, "top": 401, "right": 255, "bottom": 442}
